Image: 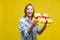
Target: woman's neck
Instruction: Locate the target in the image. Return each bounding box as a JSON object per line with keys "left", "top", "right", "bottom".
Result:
{"left": 28, "top": 16, "right": 33, "bottom": 23}
{"left": 28, "top": 16, "right": 32, "bottom": 20}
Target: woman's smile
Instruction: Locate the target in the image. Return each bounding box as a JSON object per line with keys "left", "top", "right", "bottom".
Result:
{"left": 26, "top": 6, "right": 34, "bottom": 17}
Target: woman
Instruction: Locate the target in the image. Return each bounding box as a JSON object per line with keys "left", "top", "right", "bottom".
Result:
{"left": 18, "top": 3, "right": 47, "bottom": 40}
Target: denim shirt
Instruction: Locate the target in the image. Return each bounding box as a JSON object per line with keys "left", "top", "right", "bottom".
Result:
{"left": 18, "top": 16, "right": 41, "bottom": 40}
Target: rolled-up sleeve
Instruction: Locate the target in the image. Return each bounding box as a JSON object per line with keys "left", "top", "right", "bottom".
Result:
{"left": 18, "top": 20, "right": 30, "bottom": 37}
{"left": 36, "top": 26, "right": 41, "bottom": 33}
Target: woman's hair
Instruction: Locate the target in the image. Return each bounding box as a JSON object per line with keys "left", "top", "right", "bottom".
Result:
{"left": 24, "top": 3, "right": 35, "bottom": 18}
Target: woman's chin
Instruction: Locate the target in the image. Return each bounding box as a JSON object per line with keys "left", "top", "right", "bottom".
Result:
{"left": 27, "top": 15, "right": 32, "bottom": 17}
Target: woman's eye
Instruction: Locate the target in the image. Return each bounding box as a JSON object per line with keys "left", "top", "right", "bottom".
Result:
{"left": 31, "top": 9, "right": 33, "bottom": 10}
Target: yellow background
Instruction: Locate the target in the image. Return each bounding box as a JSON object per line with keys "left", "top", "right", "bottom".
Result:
{"left": 0, "top": 0, "right": 60, "bottom": 40}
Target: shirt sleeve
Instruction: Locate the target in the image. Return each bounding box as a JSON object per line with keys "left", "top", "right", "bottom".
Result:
{"left": 36, "top": 26, "right": 41, "bottom": 33}
{"left": 18, "top": 19, "right": 30, "bottom": 37}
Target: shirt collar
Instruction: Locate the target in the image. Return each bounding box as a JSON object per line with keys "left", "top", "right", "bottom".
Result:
{"left": 25, "top": 16, "right": 29, "bottom": 21}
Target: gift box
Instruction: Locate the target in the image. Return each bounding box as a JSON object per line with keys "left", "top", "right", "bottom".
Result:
{"left": 33, "top": 13, "right": 53, "bottom": 28}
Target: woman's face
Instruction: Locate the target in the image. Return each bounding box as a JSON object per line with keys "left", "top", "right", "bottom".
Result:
{"left": 26, "top": 5, "right": 34, "bottom": 17}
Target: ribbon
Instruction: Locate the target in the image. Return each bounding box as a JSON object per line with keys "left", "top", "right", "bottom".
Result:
{"left": 35, "top": 13, "right": 50, "bottom": 22}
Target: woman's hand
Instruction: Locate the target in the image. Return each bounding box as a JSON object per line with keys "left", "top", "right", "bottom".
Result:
{"left": 31, "top": 19, "right": 38, "bottom": 27}
{"left": 28, "top": 19, "right": 38, "bottom": 34}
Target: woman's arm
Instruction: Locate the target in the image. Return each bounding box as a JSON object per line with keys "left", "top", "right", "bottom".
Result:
{"left": 37, "top": 21, "right": 48, "bottom": 34}
{"left": 28, "top": 19, "right": 38, "bottom": 34}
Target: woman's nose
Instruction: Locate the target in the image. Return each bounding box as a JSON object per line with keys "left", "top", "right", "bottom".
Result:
{"left": 29, "top": 10, "right": 31, "bottom": 12}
